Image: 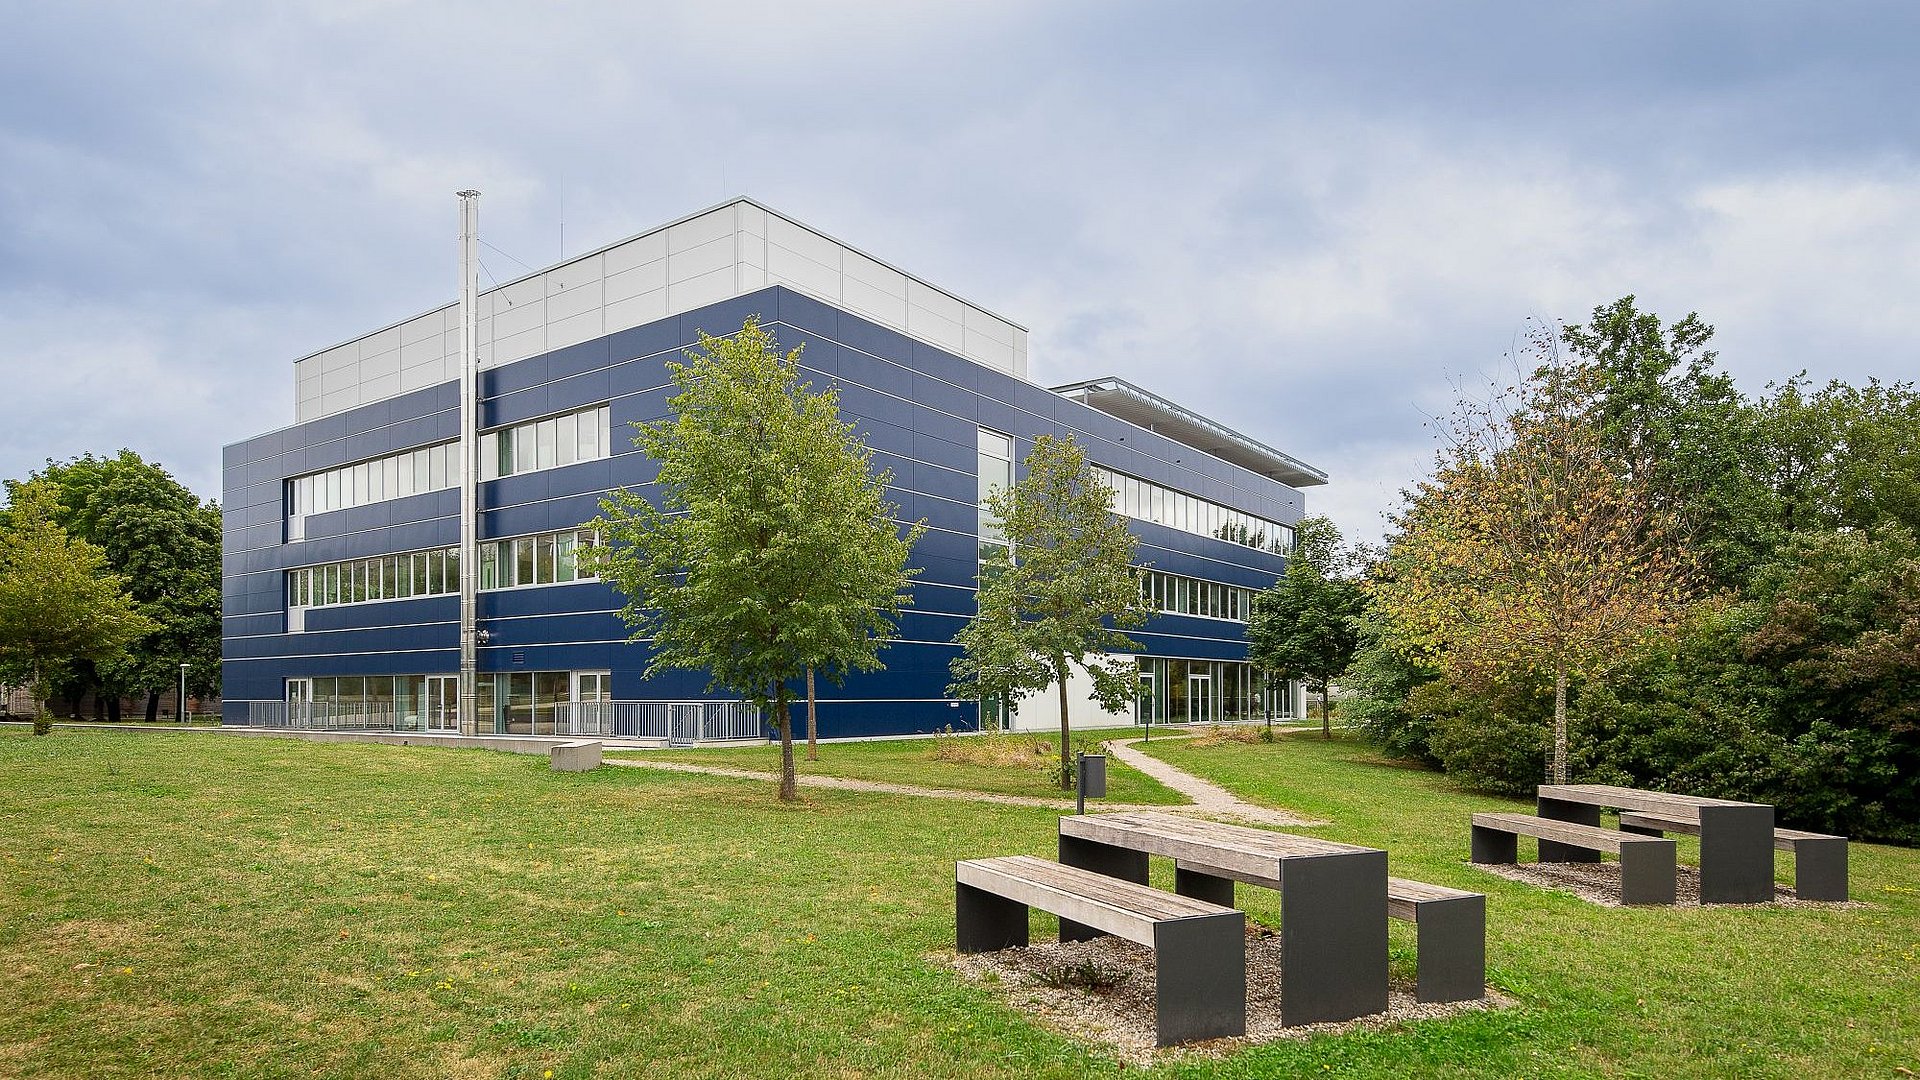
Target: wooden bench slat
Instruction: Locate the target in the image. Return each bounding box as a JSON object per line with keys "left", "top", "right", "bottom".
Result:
{"left": 1472, "top": 812, "right": 1665, "bottom": 854}
{"left": 1063, "top": 811, "right": 1377, "bottom": 880}
{"left": 1618, "top": 811, "right": 1844, "bottom": 851}
{"left": 958, "top": 856, "right": 1232, "bottom": 947}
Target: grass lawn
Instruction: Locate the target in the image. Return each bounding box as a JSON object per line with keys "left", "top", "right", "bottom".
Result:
{"left": 628, "top": 726, "right": 1186, "bottom": 805}
{"left": 1140, "top": 732, "right": 1920, "bottom": 1078}
{"left": 1, "top": 727, "right": 1913, "bottom": 1078}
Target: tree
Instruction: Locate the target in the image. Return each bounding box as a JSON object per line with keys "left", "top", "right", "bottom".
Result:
{"left": 1561, "top": 297, "right": 1779, "bottom": 586}
{"left": 947, "top": 434, "right": 1151, "bottom": 789}
{"left": 1246, "top": 515, "right": 1365, "bottom": 739}
{"left": 1372, "top": 321, "right": 1700, "bottom": 784}
{"left": 0, "top": 483, "right": 153, "bottom": 734}
{"left": 9, "top": 451, "right": 222, "bottom": 720}
{"left": 588, "top": 317, "right": 923, "bottom": 801}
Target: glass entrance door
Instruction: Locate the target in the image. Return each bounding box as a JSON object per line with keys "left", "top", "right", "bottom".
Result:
{"left": 286, "top": 678, "right": 313, "bottom": 726}
{"left": 1186, "top": 673, "right": 1213, "bottom": 724}
{"left": 424, "top": 676, "right": 458, "bottom": 732}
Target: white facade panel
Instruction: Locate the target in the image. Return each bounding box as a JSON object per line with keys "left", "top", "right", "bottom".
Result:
{"left": 670, "top": 265, "right": 736, "bottom": 314}
{"left": 605, "top": 289, "right": 669, "bottom": 332}
{"left": 287, "top": 198, "right": 1029, "bottom": 420}
{"left": 666, "top": 206, "right": 733, "bottom": 253}
{"left": 605, "top": 259, "right": 668, "bottom": 303}
{"left": 670, "top": 234, "right": 735, "bottom": 283}
{"left": 1010, "top": 654, "right": 1138, "bottom": 732}
{"left": 603, "top": 229, "right": 667, "bottom": 275}
{"left": 766, "top": 242, "right": 840, "bottom": 299}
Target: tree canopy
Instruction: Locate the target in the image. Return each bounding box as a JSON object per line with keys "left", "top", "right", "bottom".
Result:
{"left": 1246, "top": 515, "right": 1364, "bottom": 738}
{"left": 7, "top": 451, "right": 221, "bottom": 720}
{"left": 588, "top": 317, "right": 923, "bottom": 801}
{"left": 0, "top": 483, "right": 154, "bottom": 733}
{"left": 1373, "top": 321, "right": 1700, "bottom": 783}
{"left": 947, "top": 433, "right": 1150, "bottom": 788}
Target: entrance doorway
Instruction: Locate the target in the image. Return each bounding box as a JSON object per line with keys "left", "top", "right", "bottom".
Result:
{"left": 424, "top": 676, "right": 458, "bottom": 732}
{"left": 1186, "top": 672, "right": 1213, "bottom": 724}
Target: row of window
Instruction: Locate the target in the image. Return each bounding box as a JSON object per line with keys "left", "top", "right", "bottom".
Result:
{"left": 284, "top": 671, "right": 610, "bottom": 736}
{"left": 288, "top": 547, "right": 461, "bottom": 608}
{"left": 479, "top": 529, "right": 600, "bottom": 590}
{"left": 287, "top": 528, "right": 603, "bottom": 611}
{"left": 290, "top": 442, "right": 458, "bottom": 519}
{"left": 1091, "top": 466, "right": 1294, "bottom": 555}
{"left": 1136, "top": 657, "right": 1298, "bottom": 724}
{"left": 480, "top": 405, "right": 612, "bottom": 481}
{"left": 1140, "top": 570, "right": 1253, "bottom": 623}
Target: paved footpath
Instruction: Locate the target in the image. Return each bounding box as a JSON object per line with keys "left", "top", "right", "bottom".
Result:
{"left": 606, "top": 734, "right": 1321, "bottom": 826}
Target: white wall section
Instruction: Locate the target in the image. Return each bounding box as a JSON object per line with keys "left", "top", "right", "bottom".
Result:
{"left": 292, "top": 198, "right": 1030, "bottom": 422}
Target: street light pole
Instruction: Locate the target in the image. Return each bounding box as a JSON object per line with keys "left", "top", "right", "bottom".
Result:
{"left": 179, "top": 663, "right": 190, "bottom": 723}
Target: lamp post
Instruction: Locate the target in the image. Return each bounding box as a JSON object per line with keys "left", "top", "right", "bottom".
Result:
{"left": 178, "top": 663, "right": 191, "bottom": 724}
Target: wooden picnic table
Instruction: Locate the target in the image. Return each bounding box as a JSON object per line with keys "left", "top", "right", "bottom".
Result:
{"left": 1537, "top": 784, "right": 1776, "bottom": 904}
{"left": 1058, "top": 810, "right": 1388, "bottom": 1027}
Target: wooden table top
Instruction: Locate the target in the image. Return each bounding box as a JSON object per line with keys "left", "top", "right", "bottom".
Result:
{"left": 1060, "top": 810, "right": 1380, "bottom": 878}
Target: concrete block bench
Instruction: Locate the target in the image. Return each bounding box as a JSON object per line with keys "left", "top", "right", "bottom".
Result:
{"left": 1387, "top": 877, "right": 1486, "bottom": 1003}
{"left": 956, "top": 854, "right": 1245, "bottom": 1046}
{"left": 1471, "top": 812, "right": 1677, "bottom": 905}
{"left": 549, "top": 740, "right": 603, "bottom": 772}
{"left": 1618, "top": 811, "right": 1848, "bottom": 901}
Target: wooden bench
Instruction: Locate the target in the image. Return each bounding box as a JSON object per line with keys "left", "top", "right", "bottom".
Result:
{"left": 1618, "top": 812, "right": 1849, "bottom": 902}
{"left": 956, "top": 855, "right": 1245, "bottom": 1046}
{"left": 1471, "top": 812, "right": 1677, "bottom": 905}
{"left": 1060, "top": 811, "right": 1388, "bottom": 1026}
{"left": 1538, "top": 784, "right": 1774, "bottom": 904}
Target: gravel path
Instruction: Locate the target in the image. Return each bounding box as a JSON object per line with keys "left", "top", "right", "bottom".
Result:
{"left": 607, "top": 734, "right": 1321, "bottom": 827}
{"left": 1102, "top": 737, "right": 1322, "bottom": 827}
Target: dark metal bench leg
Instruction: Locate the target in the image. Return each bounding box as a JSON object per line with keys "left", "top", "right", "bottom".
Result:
{"left": 1057, "top": 835, "right": 1148, "bottom": 942}
{"left": 1699, "top": 804, "right": 1775, "bottom": 904}
{"left": 1537, "top": 797, "right": 1602, "bottom": 862}
{"left": 1471, "top": 824, "right": 1517, "bottom": 864}
{"left": 1174, "top": 862, "right": 1237, "bottom": 907}
{"left": 1618, "top": 839, "right": 1677, "bottom": 905}
{"left": 1413, "top": 895, "right": 1486, "bottom": 1003}
{"left": 1152, "top": 911, "right": 1246, "bottom": 1045}
{"left": 956, "top": 883, "right": 1029, "bottom": 953}
{"left": 1791, "top": 837, "right": 1849, "bottom": 902}
{"left": 1280, "top": 850, "right": 1388, "bottom": 1026}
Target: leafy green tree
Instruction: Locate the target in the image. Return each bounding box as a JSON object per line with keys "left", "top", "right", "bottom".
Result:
{"left": 588, "top": 317, "right": 923, "bottom": 802}
{"left": 1246, "top": 515, "right": 1364, "bottom": 739}
{"left": 9, "top": 451, "right": 221, "bottom": 720}
{"left": 1374, "top": 324, "right": 1700, "bottom": 784}
{"left": 0, "top": 483, "right": 154, "bottom": 734}
{"left": 1561, "top": 296, "right": 1780, "bottom": 586}
{"left": 947, "top": 434, "right": 1150, "bottom": 789}
{"left": 1755, "top": 378, "right": 1920, "bottom": 536}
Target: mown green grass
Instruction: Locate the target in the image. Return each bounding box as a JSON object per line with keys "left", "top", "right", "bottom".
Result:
{"left": 3, "top": 727, "right": 1915, "bottom": 1078}
{"left": 630, "top": 726, "right": 1186, "bottom": 805}
{"left": 1141, "top": 732, "right": 1920, "bottom": 1079}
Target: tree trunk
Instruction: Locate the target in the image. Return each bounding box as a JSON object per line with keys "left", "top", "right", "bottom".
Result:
{"left": 1055, "top": 657, "right": 1072, "bottom": 791}
{"left": 1320, "top": 681, "right": 1332, "bottom": 740}
{"left": 1552, "top": 667, "right": 1569, "bottom": 785}
{"left": 106, "top": 695, "right": 122, "bottom": 723}
{"left": 144, "top": 691, "right": 160, "bottom": 724}
{"left": 805, "top": 667, "right": 818, "bottom": 762}
{"left": 31, "top": 667, "right": 51, "bottom": 737}
{"left": 775, "top": 689, "right": 798, "bottom": 802}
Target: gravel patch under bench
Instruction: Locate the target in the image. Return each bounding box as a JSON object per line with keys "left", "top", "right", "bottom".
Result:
{"left": 942, "top": 928, "right": 1508, "bottom": 1063}
{"left": 1474, "top": 860, "right": 1865, "bottom": 909}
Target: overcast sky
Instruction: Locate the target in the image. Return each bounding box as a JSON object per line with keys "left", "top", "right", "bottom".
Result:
{"left": 4, "top": 2, "right": 1916, "bottom": 546}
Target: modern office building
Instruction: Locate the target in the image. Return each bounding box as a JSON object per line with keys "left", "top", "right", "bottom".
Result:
{"left": 221, "top": 198, "right": 1324, "bottom": 740}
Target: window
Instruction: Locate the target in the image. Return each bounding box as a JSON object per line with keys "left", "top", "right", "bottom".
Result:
{"left": 288, "top": 441, "right": 458, "bottom": 520}
{"left": 476, "top": 529, "right": 602, "bottom": 590}
{"left": 1137, "top": 570, "right": 1254, "bottom": 624}
{"left": 1093, "top": 466, "right": 1296, "bottom": 555}
{"left": 977, "top": 429, "right": 1015, "bottom": 580}
{"left": 483, "top": 405, "right": 611, "bottom": 481}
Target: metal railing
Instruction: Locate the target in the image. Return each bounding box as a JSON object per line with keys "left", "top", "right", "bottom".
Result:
{"left": 234, "top": 699, "right": 765, "bottom": 743}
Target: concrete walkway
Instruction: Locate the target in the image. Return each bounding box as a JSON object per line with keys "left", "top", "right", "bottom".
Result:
{"left": 1102, "top": 736, "right": 1321, "bottom": 827}
{"left": 605, "top": 734, "right": 1322, "bottom": 827}
{"left": 601, "top": 756, "right": 1171, "bottom": 812}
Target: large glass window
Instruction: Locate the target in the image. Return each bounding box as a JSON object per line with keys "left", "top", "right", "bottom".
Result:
{"left": 476, "top": 529, "right": 601, "bottom": 590}
{"left": 288, "top": 545, "right": 461, "bottom": 612}
{"left": 482, "top": 405, "right": 611, "bottom": 481}
{"left": 977, "top": 429, "right": 1014, "bottom": 577}
{"left": 1092, "top": 466, "right": 1296, "bottom": 555}
{"left": 1138, "top": 570, "right": 1255, "bottom": 623}
{"left": 288, "top": 441, "right": 458, "bottom": 520}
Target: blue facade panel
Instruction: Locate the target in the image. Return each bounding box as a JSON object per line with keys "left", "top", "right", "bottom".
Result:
{"left": 222, "top": 286, "right": 1310, "bottom": 737}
